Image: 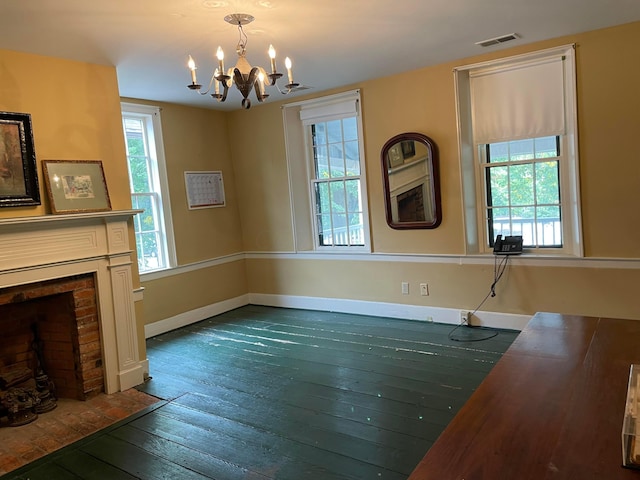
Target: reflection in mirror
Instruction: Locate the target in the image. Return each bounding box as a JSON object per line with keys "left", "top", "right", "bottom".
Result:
{"left": 381, "top": 132, "right": 441, "bottom": 229}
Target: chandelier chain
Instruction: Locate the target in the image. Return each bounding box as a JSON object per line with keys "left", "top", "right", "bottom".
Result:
{"left": 236, "top": 22, "right": 248, "bottom": 56}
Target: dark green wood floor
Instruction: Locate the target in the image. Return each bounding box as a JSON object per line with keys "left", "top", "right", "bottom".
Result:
{"left": 5, "top": 305, "right": 518, "bottom": 479}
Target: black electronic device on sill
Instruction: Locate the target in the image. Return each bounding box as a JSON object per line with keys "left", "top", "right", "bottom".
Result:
{"left": 493, "top": 234, "right": 523, "bottom": 255}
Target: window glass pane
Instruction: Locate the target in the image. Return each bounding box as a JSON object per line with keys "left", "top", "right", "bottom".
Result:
{"left": 536, "top": 206, "right": 562, "bottom": 246}
{"left": 488, "top": 142, "right": 509, "bottom": 163}
{"left": 328, "top": 144, "right": 345, "bottom": 177}
{"left": 342, "top": 117, "right": 358, "bottom": 142}
{"left": 511, "top": 206, "right": 534, "bottom": 241}
{"left": 318, "top": 214, "right": 332, "bottom": 246}
{"left": 313, "top": 123, "right": 326, "bottom": 146}
{"left": 509, "top": 139, "right": 534, "bottom": 160}
{"left": 534, "top": 136, "right": 559, "bottom": 158}
{"left": 487, "top": 166, "right": 509, "bottom": 207}
{"left": 329, "top": 181, "right": 346, "bottom": 212}
{"left": 139, "top": 232, "right": 161, "bottom": 270}
{"left": 345, "top": 179, "right": 362, "bottom": 212}
{"left": 314, "top": 145, "right": 329, "bottom": 178}
{"left": 326, "top": 120, "right": 342, "bottom": 144}
{"left": 349, "top": 212, "right": 364, "bottom": 246}
{"left": 491, "top": 207, "right": 511, "bottom": 238}
{"left": 315, "top": 182, "right": 330, "bottom": 215}
{"left": 331, "top": 213, "right": 348, "bottom": 244}
{"left": 509, "top": 164, "right": 534, "bottom": 206}
{"left": 140, "top": 202, "right": 158, "bottom": 233}
{"left": 344, "top": 140, "right": 360, "bottom": 176}
{"left": 535, "top": 161, "right": 560, "bottom": 205}
{"left": 126, "top": 137, "right": 145, "bottom": 156}
{"left": 128, "top": 156, "right": 151, "bottom": 193}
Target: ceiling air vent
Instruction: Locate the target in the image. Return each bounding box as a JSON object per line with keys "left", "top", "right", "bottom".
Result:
{"left": 475, "top": 33, "right": 520, "bottom": 48}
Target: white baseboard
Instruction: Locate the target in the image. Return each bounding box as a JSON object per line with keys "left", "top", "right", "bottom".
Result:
{"left": 249, "top": 293, "right": 530, "bottom": 331}
{"left": 144, "top": 293, "right": 529, "bottom": 338}
{"left": 144, "top": 294, "right": 250, "bottom": 338}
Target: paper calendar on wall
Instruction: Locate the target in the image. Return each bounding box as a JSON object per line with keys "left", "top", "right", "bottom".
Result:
{"left": 184, "top": 171, "right": 225, "bottom": 210}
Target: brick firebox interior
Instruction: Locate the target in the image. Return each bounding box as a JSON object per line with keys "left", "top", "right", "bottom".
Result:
{"left": 0, "top": 274, "right": 104, "bottom": 401}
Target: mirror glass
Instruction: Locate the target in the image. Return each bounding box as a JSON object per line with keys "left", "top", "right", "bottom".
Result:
{"left": 381, "top": 132, "right": 441, "bottom": 229}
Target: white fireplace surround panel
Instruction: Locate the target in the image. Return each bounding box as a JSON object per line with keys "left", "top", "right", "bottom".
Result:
{"left": 0, "top": 210, "right": 145, "bottom": 394}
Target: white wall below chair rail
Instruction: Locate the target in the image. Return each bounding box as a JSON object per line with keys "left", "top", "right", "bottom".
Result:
{"left": 144, "top": 292, "right": 530, "bottom": 339}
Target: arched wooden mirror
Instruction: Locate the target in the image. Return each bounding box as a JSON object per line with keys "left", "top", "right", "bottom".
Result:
{"left": 381, "top": 132, "right": 441, "bottom": 229}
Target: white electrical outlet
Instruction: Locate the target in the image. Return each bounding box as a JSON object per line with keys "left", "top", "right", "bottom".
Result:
{"left": 460, "top": 310, "right": 470, "bottom": 324}
{"left": 401, "top": 282, "right": 409, "bottom": 295}
{"left": 420, "top": 283, "right": 429, "bottom": 296}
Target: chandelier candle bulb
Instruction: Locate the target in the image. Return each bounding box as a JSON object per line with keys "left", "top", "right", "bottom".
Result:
{"left": 285, "top": 57, "right": 293, "bottom": 84}
{"left": 268, "top": 44, "right": 277, "bottom": 73}
{"left": 216, "top": 46, "right": 225, "bottom": 74}
{"left": 188, "top": 55, "right": 197, "bottom": 84}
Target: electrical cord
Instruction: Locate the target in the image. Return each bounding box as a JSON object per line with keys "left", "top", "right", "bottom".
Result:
{"left": 448, "top": 254, "right": 510, "bottom": 342}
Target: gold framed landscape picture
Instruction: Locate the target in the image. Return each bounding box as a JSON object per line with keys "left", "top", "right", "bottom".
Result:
{"left": 42, "top": 160, "right": 111, "bottom": 214}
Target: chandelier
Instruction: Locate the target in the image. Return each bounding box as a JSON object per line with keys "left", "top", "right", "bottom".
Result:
{"left": 186, "top": 13, "right": 299, "bottom": 109}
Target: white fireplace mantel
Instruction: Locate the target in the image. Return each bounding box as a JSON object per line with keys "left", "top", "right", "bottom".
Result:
{"left": 0, "top": 210, "right": 145, "bottom": 394}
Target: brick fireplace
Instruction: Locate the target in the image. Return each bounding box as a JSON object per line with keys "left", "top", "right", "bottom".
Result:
{"left": 0, "top": 211, "right": 146, "bottom": 395}
{"left": 0, "top": 274, "right": 103, "bottom": 400}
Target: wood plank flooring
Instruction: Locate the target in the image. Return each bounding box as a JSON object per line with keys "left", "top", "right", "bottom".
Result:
{"left": 4, "top": 305, "right": 518, "bottom": 479}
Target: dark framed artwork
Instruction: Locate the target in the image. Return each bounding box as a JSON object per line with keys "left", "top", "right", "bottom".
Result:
{"left": 0, "top": 111, "right": 40, "bottom": 207}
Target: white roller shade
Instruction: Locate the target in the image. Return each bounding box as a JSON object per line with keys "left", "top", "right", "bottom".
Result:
{"left": 299, "top": 94, "right": 359, "bottom": 124}
{"left": 470, "top": 56, "right": 566, "bottom": 144}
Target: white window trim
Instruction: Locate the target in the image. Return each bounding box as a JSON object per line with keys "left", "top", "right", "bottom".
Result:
{"left": 121, "top": 102, "right": 177, "bottom": 271}
{"left": 454, "top": 45, "right": 583, "bottom": 257}
{"left": 283, "top": 89, "right": 371, "bottom": 253}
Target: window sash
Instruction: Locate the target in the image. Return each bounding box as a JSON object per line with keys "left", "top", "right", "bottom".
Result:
{"left": 309, "top": 115, "right": 365, "bottom": 248}
{"left": 484, "top": 164, "right": 563, "bottom": 248}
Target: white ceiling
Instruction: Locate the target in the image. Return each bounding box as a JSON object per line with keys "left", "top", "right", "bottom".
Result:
{"left": 1, "top": 0, "right": 640, "bottom": 111}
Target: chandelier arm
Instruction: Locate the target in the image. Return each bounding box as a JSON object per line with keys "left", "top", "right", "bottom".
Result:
{"left": 196, "top": 73, "right": 219, "bottom": 96}
{"left": 266, "top": 72, "right": 283, "bottom": 86}
{"left": 254, "top": 78, "right": 269, "bottom": 103}
{"left": 212, "top": 78, "right": 229, "bottom": 102}
{"left": 273, "top": 82, "right": 300, "bottom": 95}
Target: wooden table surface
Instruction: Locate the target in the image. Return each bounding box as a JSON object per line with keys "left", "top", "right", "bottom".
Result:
{"left": 408, "top": 312, "right": 640, "bottom": 480}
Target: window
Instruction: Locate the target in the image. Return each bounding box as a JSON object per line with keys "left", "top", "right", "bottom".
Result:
{"left": 121, "top": 103, "right": 176, "bottom": 272}
{"left": 483, "top": 136, "right": 562, "bottom": 248}
{"left": 455, "top": 45, "right": 582, "bottom": 256}
{"left": 310, "top": 117, "right": 365, "bottom": 247}
{"left": 283, "top": 90, "right": 370, "bottom": 252}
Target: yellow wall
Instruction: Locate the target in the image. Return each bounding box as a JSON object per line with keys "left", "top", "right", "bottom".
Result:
{"left": 0, "top": 49, "right": 150, "bottom": 353}
{"left": 119, "top": 99, "right": 247, "bottom": 325}
{"left": 230, "top": 21, "right": 640, "bottom": 320}
{"left": 142, "top": 260, "right": 247, "bottom": 322}
{"left": 0, "top": 49, "right": 130, "bottom": 216}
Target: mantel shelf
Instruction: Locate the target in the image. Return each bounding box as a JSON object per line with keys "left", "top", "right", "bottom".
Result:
{"left": 0, "top": 209, "right": 143, "bottom": 227}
